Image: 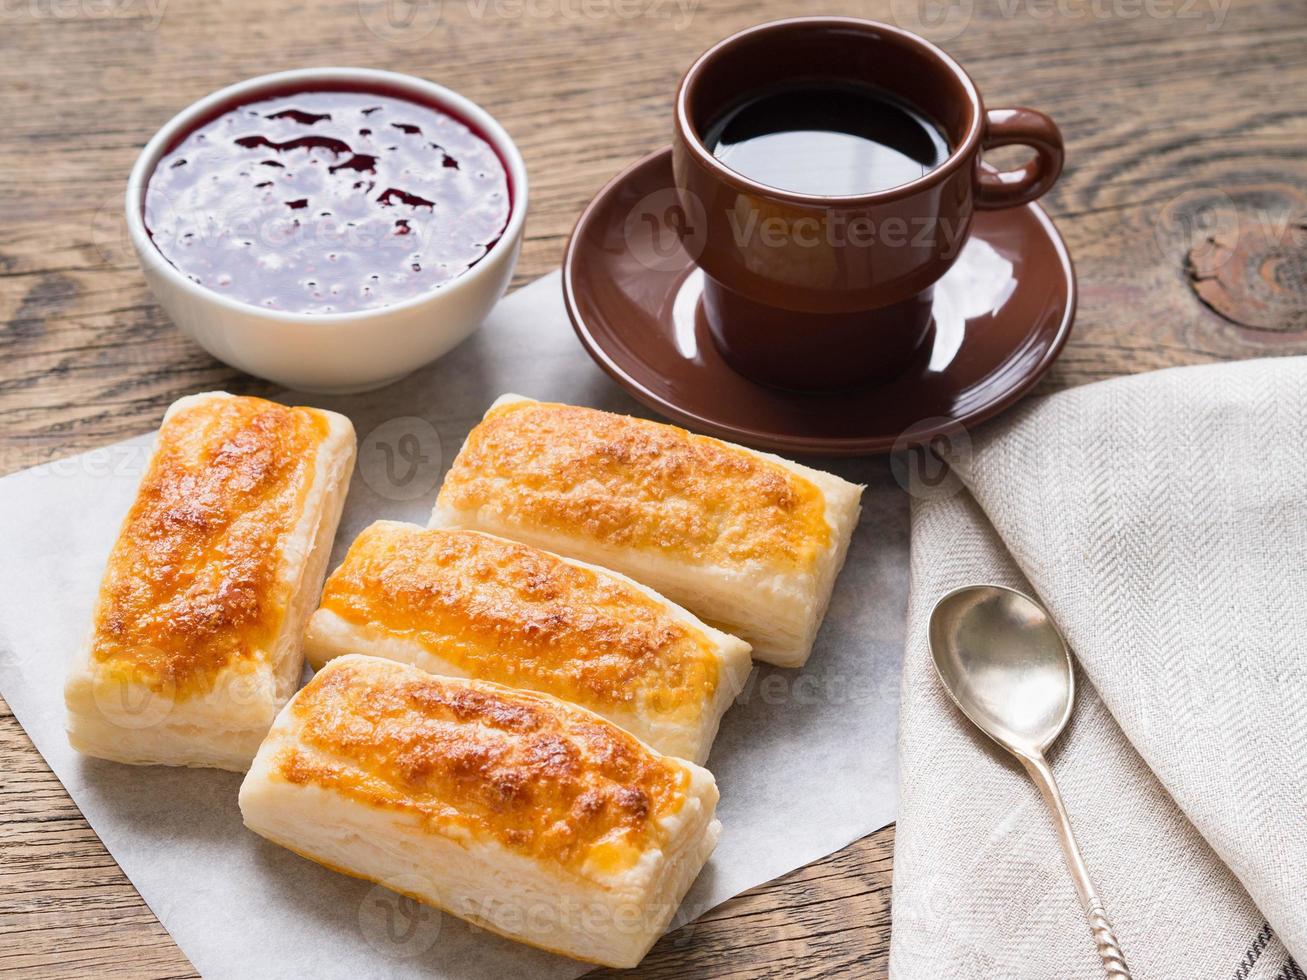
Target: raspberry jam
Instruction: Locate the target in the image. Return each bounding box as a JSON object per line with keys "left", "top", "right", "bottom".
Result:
{"left": 144, "top": 89, "right": 511, "bottom": 314}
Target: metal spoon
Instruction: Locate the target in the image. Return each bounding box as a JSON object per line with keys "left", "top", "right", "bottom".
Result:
{"left": 928, "top": 584, "right": 1132, "bottom": 979}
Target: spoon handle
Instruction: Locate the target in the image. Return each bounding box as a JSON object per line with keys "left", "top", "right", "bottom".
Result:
{"left": 1086, "top": 902, "right": 1132, "bottom": 979}
{"left": 1021, "top": 753, "right": 1133, "bottom": 979}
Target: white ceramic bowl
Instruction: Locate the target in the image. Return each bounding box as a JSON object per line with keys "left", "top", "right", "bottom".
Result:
{"left": 126, "top": 68, "right": 528, "bottom": 393}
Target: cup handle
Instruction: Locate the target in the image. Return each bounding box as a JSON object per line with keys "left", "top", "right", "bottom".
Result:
{"left": 975, "top": 107, "right": 1064, "bottom": 210}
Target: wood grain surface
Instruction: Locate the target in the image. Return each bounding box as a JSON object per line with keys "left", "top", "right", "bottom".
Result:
{"left": 2, "top": 0, "right": 1305, "bottom": 976}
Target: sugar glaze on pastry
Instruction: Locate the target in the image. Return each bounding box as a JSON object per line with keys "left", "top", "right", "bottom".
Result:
{"left": 305, "top": 522, "right": 752, "bottom": 763}
{"left": 429, "top": 395, "right": 862, "bottom": 667}
{"left": 64, "top": 392, "right": 355, "bottom": 771}
{"left": 239, "top": 655, "right": 720, "bottom": 968}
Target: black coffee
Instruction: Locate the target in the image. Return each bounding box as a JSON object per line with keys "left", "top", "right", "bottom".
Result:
{"left": 704, "top": 83, "right": 949, "bottom": 196}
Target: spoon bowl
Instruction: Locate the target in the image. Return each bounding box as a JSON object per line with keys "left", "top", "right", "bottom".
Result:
{"left": 928, "top": 584, "right": 1074, "bottom": 758}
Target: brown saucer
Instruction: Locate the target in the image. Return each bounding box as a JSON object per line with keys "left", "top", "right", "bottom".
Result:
{"left": 563, "top": 147, "right": 1076, "bottom": 457}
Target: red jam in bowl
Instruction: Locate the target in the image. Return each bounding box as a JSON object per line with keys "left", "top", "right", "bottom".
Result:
{"left": 144, "top": 89, "right": 511, "bottom": 314}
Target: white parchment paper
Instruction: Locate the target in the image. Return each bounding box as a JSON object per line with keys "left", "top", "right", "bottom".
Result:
{"left": 0, "top": 271, "right": 908, "bottom": 979}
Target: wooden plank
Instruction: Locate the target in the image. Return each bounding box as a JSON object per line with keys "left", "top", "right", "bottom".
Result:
{"left": 2, "top": 0, "right": 1305, "bottom": 975}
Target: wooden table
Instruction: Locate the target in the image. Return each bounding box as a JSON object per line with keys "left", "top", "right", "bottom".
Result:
{"left": 3, "top": 0, "right": 1304, "bottom": 975}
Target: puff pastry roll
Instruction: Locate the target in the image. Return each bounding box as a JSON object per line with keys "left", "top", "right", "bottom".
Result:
{"left": 304, "top": 522, "right": 751, "bottom": 764}
{"left": 430, "top": 396, "right": 862, "bottom": 667}
{"left": 239, "top": 655, "right": 719, "bottom": 968}
{"left": 65, "top": 392, "right": 356, "bottom": 771}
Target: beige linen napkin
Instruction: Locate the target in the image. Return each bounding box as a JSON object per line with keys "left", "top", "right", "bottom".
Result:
{"left": 890, "top": 356, "right": 1307, "bottom": 979}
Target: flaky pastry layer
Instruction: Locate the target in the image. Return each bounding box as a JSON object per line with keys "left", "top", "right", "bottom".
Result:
{"left": 239, "top": 656, "right": 719, "bottom": 967}
{"left": 305, "top": 522, "right": 752, "bottom": 763}
{"left": 65, "top": 392, "right": 356, "bottom": 770}
{"left": 430, "top": 395, "right": 862, "bottom": 666}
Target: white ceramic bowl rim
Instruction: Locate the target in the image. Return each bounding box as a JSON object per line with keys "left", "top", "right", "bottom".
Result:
{"left": 125, "top": 67, "right": 529, "bottom": 325}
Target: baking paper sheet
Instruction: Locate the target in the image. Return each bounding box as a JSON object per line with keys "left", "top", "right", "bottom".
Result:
{"left": 0, "top": 271, "right": 908, "bottom": 978}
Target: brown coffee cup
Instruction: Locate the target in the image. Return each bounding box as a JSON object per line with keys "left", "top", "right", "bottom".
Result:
{"left": 671, "top": 17, "right": 1064, "bottom": 391}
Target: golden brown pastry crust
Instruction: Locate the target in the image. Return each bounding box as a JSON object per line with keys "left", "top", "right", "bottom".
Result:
{"left": 435, "top": 399, "right": 831, "bottom": 572}
{"left": 271, "top": 657, "right": 691, "bottom": 877}
{"left": 89, "top": 395, "right": 330, "bottom": 697}
{"left": 315, "top": 523, "right": 724, "bottom": 720}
